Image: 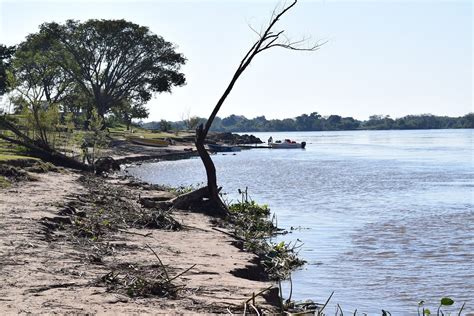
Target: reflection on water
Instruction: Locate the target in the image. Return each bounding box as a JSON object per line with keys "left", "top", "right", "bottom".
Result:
{"left": 127, "top": 129, "right": 473, "bottom": 314}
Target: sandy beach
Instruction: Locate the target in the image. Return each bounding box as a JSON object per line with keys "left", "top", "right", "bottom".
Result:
{"left": 0, "top": 145, "right": 277, "bottom": 314}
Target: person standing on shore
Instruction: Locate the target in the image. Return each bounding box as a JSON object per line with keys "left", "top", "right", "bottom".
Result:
{"left": 268, "top": 136, "right": 273, "bottom": 145}
{"left": 81, "top": 139, "right": 89, "bottom": 164}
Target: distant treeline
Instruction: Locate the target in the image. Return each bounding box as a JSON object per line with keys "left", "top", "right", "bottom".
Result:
{"left": 142, "top": 112, "right": 474, "bottom": 132}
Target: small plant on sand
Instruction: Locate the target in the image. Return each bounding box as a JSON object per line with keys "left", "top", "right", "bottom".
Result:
{"left": 99, "top": 245, "right": 195, "bottom": 298}
{"left": 72, "top": 208, "right": 110, "bottom": 241}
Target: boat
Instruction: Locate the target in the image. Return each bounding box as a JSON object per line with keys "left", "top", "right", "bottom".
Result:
{"left": 207, "top": 143, "right": 242, "bottom": 152}
{"left": 271, "top": 139, "right": 306, "bottom": 149}
{"left": 127, "top": 136, "right": 169, "bottom": 147}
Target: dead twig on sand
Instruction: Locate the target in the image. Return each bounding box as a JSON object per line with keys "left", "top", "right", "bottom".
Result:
{"left": 145, "top": 244, "right": 170, "bottom": 282}
{"left": 117, "top": 229, "right": 152, "bottom": 238}
{"left": 24, "top": 282, "right": 81, "bottom": 294}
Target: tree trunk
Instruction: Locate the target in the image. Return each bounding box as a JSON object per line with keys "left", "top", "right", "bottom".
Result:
{"left": 0, "top": 117, "right": 92, "bottom": 172}
{"left": 0, "top": 133, "right": 92, "bottom": 171}
{"left": 195, "top": 126, "right": 228, "bottom": 216}
{"left": 192, "top": 0, "right": 321, "bottom": 217}
{"left": 83, "top": 107, "right": 92, "bottom": 130}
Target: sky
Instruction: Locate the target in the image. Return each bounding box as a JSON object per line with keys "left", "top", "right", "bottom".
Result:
{"left": 0, "top": 0, "right": 472, "bottom": 121}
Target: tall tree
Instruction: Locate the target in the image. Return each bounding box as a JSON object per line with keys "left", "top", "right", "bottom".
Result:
{"left": 9, "top": 34, "right": 74, "bottom": 147}
{"left": 36, "top": 19, "right": 186, "bottom": 118}
{"left": 195, "top": 0, "right": 324, "bottom": 215}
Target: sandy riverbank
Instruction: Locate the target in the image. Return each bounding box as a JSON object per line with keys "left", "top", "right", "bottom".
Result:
{"left": 0, "top": 145, "right": 277, "bottom": 314}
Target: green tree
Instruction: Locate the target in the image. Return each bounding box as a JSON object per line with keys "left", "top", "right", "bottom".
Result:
{"left": 113, "top": 100, "right": 149, "bottom": 130}
{"left": 9, "top": 36, "right": 73, "bottom": 147}
{"left": 0, "top": 44, "right": 15, "bottom": 96}
{"left": 36, "top": 19, "right": 186, "bottom": 119}
{"left": 159, "top": 119, "right": 172, "bottom": 132}
{"left": 61, "top": 85, "right": 94, "bottom": 128}
{"left": 185, "top": 116, "right": 201, "bottom": 130}
{"left": 461, "top": 113, "right": 474, "bottom": 128}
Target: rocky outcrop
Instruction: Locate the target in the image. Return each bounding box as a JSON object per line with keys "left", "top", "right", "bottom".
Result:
{"left": 207, "top": 132, "right": 263, "bottom": 145}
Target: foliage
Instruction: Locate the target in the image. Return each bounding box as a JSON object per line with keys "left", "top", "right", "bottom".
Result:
{"left": 34, "top": 19, "right": 186, "bottom": 118}
{"left": 143, "top": 112, "right": 474, "bottom": 132}
{"left": 0, "top": 44, "right": 15, "bottom": 95}
{"left": 112, "top": 100, "right": 149, "bottom": 130}
{"left": 227, "top": 189, "right": 304, "bottom": 280}
{"left": 277, "top": 295, "right": 466, "bottom": 316}
{"left": 158, "top": 119, "right": 173, "bottom": 132}
{"left": 181, "top": 110, "right": 203, "bottom": 130}
{"left": 4, "top": 19, "right": 185, "bottom": 134}
{"left": 7, "top": 34, "right": 76, "bottom": 149}
{"left": 0, "top": 154, "right": 35, "bottom": 161}
{"left": 18, "top": 102, "right": 61, "bottom": 148}
{"left": 11, "top": 32, "right": 74, "bottom": 106}
{"left": 415, "top": 297, "right": 465, "bottom": 316}
{"left": 82, "top": 109, "right": 108, "bottom": 164}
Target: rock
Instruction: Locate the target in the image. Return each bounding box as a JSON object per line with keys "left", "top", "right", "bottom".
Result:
{"left": 94, "top": 157, "right": 120, "bottom": 175}
{"left": 207, "top": 132, "right": 263, "bottom": 145}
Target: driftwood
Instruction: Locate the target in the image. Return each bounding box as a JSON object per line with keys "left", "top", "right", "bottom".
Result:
{"left": 138, "top": 187, "right": 211, "bottom": 212}
{"left": 94, "top": 157, "right": 120, "bottom": 175}
{"left": 169, "top": 186, "right": 210, "bottom": 210}
{"left": 139, "top": 191, "right": 177, "bottom": 209}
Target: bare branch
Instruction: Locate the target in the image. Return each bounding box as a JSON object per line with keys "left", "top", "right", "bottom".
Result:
{"left": 195, "top": 0, "right": 325, "bottom": 215}
{"left": 248, "top": 23, "right": 262, "bottom": 37}
{"left": 267, "top": 39, "right": 327, "bottom": 52}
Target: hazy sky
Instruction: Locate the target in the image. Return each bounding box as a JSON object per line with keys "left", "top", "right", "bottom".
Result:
{"left": 1, "top": 0, "right": 472, "bottom": 121}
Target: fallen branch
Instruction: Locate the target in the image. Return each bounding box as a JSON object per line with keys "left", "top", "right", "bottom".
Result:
{"left": 117, "top": 229, "right": 152, "bottom": 238}
{"left": 24, "top": 282, "right": 81, "bottom": 294}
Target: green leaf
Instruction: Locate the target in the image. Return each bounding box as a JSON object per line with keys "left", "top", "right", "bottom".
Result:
{"left": 424, "top": 308, "right": 431, "bottom": 315}
{"left": 440, "top": 297, "right": 454, "bottom": 306}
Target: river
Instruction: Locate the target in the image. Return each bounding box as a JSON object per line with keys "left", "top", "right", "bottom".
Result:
{"left": 126, "top": 129, "right": 473, "bottom": 314}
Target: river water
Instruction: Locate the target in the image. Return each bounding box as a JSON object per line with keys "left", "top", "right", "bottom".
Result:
{"left": 126, "top": 129, "right": 473, "bottom": 314}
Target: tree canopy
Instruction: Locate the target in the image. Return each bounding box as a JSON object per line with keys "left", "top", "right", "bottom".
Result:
{"left": 13, "top": 19, "right": 186, "bottom": 120}
{"left": 0, "top": 19, "right": 186, "bottom": 170}
{"left": 0, "top": 44, "right": 16, "bottom": 96}
{"left": 144, "top": 112, "right": 474, "bottom": 132}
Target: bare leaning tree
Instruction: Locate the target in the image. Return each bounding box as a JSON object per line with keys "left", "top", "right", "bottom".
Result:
{"left": 195, "top": 0, "right": 325, "bottom": 216}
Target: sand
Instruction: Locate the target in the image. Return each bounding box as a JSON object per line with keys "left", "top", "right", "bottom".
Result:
{"left": 0, "top": 163, "right": 276, "bottom": 314}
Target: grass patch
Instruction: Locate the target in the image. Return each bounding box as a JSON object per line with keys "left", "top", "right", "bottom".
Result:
{"left": 0, "top": 154, "right": 37, "bottom": 162}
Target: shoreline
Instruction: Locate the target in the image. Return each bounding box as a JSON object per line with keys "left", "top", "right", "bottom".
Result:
{"left": 0, "top": 145, "right": 280, "bottom": 314}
